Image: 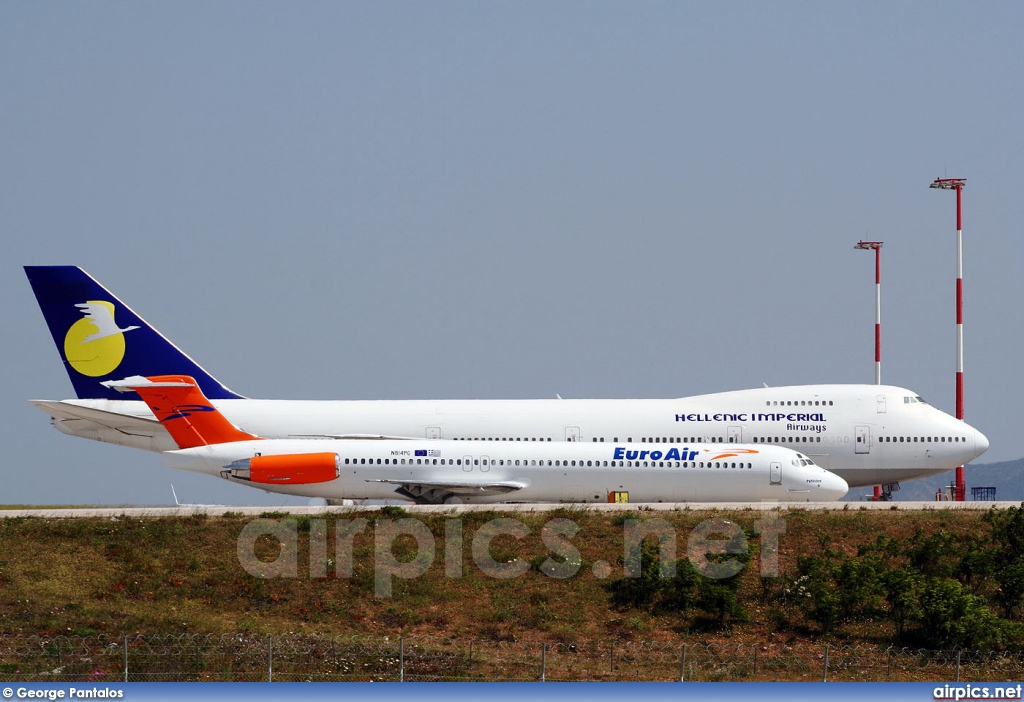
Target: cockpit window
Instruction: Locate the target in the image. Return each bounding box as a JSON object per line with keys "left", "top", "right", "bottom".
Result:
{"left": 903, "top": 396, "right": 929, "bottom": 405}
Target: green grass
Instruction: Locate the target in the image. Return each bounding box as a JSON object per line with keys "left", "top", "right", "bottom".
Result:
{"left": 0, "top": 508, "right": 1016, "bottom": 650}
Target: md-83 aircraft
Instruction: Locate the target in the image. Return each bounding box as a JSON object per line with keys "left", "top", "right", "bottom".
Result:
{"left": 117, "top": 375, "right": 848, "bottom": 504}
{"left": 24, "top": 266, "right": 988, "bottom": 498}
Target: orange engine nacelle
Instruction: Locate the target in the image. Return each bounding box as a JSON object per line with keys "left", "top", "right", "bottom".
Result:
{"left": 225, "top": 453, "right": 339, "bottom": 485}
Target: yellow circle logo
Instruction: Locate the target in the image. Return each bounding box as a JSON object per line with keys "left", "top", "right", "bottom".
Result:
{"left": 63, "top": 300, "right": 136, "bottom": 377}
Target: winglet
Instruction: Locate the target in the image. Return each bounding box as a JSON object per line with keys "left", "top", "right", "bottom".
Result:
{"left": 123, "top": 375, "right": 260, "bottom": 449}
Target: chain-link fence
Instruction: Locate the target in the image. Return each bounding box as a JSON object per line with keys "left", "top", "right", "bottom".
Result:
{"left": 3, "top": 634, "right": 1024, "bottom": 682}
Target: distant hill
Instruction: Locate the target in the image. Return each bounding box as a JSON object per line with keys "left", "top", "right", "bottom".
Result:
{"left": 842, "top": 457, "right": 1024, "bottom": 503}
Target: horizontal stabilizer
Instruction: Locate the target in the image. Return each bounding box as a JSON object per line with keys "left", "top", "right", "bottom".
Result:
{"left": 30, "top": 399, "right": 160, "bottom": 429}
{"left": 29, "top": 399, "right": 174, "bottom": 451}
{"left": 103, "top": 376, "right": 194, "bottom": 391}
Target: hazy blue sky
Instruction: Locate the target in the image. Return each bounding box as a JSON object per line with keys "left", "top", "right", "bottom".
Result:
{"left": 3, "top": 3, "right": 1021, "bottom": 505}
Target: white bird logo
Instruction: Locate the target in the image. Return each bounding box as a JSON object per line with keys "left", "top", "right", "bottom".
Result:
{"left": 75, "top": 301, "right": 140, "bottom": 343}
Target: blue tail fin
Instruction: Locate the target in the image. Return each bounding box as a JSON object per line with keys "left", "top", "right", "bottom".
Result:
{"left": 24, "top": 266, "right": 243, "bottom": 400}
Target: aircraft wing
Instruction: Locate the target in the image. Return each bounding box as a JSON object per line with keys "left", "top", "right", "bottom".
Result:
{"left": 366, "top": 478, "right": 526, "bottom": 504}
{"left": 29, "top": 400, "right": 174, "bottom": 452}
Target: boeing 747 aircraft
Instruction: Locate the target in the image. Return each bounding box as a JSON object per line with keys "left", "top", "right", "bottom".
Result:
{"left": 24, "top": 266, "right": 989, "bottom": 499}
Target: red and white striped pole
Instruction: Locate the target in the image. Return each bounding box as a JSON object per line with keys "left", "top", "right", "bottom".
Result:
{"left": 930, "top": 177, "right": 967, "bottom": 501}
{"left": 855, "top": 241, "right": 883, "bottom": 385}
{"left": 855, "top": 241, "right": 883, "bottom": 500}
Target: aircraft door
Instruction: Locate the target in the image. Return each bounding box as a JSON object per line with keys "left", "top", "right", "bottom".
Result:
{"left": 876, "top": 395, "right": 887, "bottom": 413}
{"left": 855, "top": 425, "right": 870, "bottom": 454}
{"left": 565, "top": 426, "right": 581, "bottom": 442}
{"left": 426, "top": 426, "right": 442, "bottom": 439}
{"left": 770, "top": 462, "right": 782, "bottom": 485}
{"left": 462, "top": 455, "right": 472, "bottom": 472}
{"left": 728, "top": 426, "right": 742, "bottom": 443}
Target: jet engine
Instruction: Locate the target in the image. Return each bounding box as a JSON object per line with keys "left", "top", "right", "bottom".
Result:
{"left": 221, "top": 452, "right": 340, "bottom": 485}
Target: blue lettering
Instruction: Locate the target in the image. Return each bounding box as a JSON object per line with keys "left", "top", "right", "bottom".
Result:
{"left": 626, "top": 450, "right": 639, "bottom": 460}
{"left": 664, "top": 448, "right": 680, "bottom": 461}
{"left": 650, "top": 451, "right": 663, "bottom": 460}
{"left": 614, "top": 447, "right": 625, "bottom": 460}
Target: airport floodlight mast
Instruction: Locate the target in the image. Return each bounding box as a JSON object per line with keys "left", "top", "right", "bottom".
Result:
{"left": 930, "top": 176, "right": 967, "bottom": 502}
{"left": 855, "top": 240, "right": 884, "bottom": 502}
{"left": 854, "top": 241, "right": 883, "bottom": 385}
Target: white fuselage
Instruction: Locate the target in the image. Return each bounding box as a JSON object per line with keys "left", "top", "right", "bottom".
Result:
{"left": 37, "top": 383, "right": 988, "bottom": 489}
{"left": 164, "top": 439, "right": 848, "bottom": 504}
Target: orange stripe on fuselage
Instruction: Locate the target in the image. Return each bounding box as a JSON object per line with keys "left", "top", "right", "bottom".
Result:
{"left": 706, "top": 448, "right": 760, "bottom": 461}
{"left": 131, "top": 375, "right": 260, "bottom": 449}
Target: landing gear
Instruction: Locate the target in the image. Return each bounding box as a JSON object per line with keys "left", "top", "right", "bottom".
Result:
{"left": 878, "top": 483, "right": 900, "bottom": 501}
{"left": 394, "top": 484, "right": 451, "bottom": 504}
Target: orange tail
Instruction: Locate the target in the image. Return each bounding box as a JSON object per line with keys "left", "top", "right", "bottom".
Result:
{"left": 127, "top": 375, "right": 260, "bottom": 449}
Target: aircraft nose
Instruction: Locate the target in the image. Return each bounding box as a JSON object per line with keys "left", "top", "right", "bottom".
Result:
{"left": 973, "top": 427, "right": 990, "bottom": 460}
{"left": 819, "top": 470, "right": 849, "bottom": 501}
